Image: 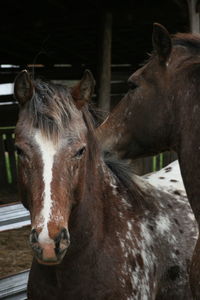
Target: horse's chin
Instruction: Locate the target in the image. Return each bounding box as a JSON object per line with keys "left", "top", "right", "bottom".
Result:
{"left": 34, "top": 248, "right": 68, "bottom": 266}
{"left": 35, "top": 256, "right": 64, "bottom": 266}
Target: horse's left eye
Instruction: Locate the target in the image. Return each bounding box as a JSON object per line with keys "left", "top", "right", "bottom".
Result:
{"left": 74, "top": 146, "right": 86, "bottom": 158}
{"left": 128, "top": 80, "right": 138, "bottom": 90}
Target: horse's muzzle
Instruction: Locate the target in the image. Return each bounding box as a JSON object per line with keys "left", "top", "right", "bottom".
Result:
{"left": 29, "top": 228, "right": 70, "bottom": 265}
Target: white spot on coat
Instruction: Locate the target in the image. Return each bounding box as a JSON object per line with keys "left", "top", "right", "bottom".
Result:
{"left": 142, "top": 160, "right": 186, "bottom": 196}
{"left": 156, "top": 215, "right": 171, "bottom": 235}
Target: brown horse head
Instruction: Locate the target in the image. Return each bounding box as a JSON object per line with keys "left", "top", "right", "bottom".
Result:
{"left": 99, "top": 23, "right": 200, "bottom": 159}
{"left": 14, "top": 70, "right": 95, "bottom": 265}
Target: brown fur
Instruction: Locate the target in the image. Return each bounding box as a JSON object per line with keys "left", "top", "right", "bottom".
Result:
{"left": 98, "top": 24, "right": 200, "bottom": 299}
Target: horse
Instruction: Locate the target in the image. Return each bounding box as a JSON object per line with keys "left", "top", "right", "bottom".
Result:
{"left": 142, "top": 160, "right": 186, "bottom": 196}
{"left": 97, "top": 23, "right": 200, "bottom": 298}
{"left": 14, "top": 70, "right": 197, "bottom": 300}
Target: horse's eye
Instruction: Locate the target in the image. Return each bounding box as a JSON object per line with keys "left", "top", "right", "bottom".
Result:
{"left": 74, "top": 146, "right": 86, "bottom": 158}
{"left": 15, "top": 145, "right": 25, "bottom": 157}
{"left": 128, "top": 80, "right": 138, "bottom": 90}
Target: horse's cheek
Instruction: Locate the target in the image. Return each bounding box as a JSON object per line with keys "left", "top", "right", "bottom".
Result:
{"left": 18, "top": 160, "right": 34, "bottom": 208}
{"left": 18, "top": 174, "right": 30, "bottom": 209}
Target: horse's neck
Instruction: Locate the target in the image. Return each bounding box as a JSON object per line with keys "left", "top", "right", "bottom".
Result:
{"left": 97, "top": 96, "right": 130, "bottom": 155}
{"left": 178, "top": 108, "right": 200, "bottom": 224}
{"left": 69, "top": 162, "right": 119, "bottom": 247}
{"left": 178, "top": 153, "right": 200, "bottom": 225}
{"left": 69, "top": 159, "right": 144, "bottom": 253}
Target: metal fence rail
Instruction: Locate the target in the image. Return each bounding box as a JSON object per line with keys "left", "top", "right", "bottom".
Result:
{"left": 0, "top": 203, "right": 30, "bottom": 232}
{"left": 0, "top": 270, "right": 29, "bottom": 300}
{"left": 0, "top": 129, "right": 17, "bottom": 188}
{"left": 0, "top": 204, "right": 30, "bottom": 299}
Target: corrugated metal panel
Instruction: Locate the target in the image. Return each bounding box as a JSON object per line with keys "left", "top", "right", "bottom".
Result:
{"left": 0, "top": 270, "right": 29, "bottom": 299}
{"left": 0, "top": 203, "right": 30, "bottom": 232}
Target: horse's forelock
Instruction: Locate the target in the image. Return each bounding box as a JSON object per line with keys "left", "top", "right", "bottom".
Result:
{"left": 22, "top": 79, "right": 100, "bottom": 161}
{"left": 26, "top": 80, "right": 79, "bottom": 141}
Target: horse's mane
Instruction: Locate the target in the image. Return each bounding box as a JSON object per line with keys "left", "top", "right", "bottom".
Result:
{"left": 27, "top": 79, "right": 83, "bottom": 142}
{"left": 104, "top": 152, "right": 144, "bottom": 207}
{"left": 104, "top": 152, "right": 134, "bottom": 189}
{"left": 173, "top": 33, "right": 200, "bottom": 53}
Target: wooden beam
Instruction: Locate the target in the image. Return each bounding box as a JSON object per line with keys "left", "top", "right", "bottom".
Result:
{"left": 97, "top": 12, "right": 112, "bottom": 112}
{"left": 187, "top": 0, "right": 200, "bottom": 32}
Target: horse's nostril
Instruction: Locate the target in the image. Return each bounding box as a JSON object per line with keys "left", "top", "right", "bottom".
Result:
{"left": 29, "top": 229, "right": 43, "bottom": 259}
{"left": 61, "top": 229, "right": 66, "bottom": 239}
{"left": 61, "top": 228, "right": 70, "bottom": 242}
{"left": 55, "top": 228, "right": 70, "bottom": 243}
{"left": 30, "top": 228, "right": 38, "bottom": 244}
{"left": 55, "top": 228, "right": 70, "bottom": 254}
{"left": 32, "top": 244, "right": 43, "bottom": 256}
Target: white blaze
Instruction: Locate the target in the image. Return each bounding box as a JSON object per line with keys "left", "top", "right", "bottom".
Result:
{"left": 34, "top": 131, "right": 57, "bottom": 243}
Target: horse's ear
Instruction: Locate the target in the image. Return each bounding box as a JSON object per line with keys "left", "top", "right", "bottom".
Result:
{"left": 14, "top": 70, "right": 34, "bottom": 105}
{"left": 71, "top": 70, "right": 95, "bottom": 109}
{"left": 152, "top": 23, "right": 172, "bottom": 64}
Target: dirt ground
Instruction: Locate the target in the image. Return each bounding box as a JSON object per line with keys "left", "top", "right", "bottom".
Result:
{"left": 0, "top": 226, "right": 32, "bottom": 278}
{"left": 0, "top": 187, "right": 32, "bottom": 278}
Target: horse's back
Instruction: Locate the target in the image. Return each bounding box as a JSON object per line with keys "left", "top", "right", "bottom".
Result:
{"left": 134, "top": 171, "right": 197, "bottom": 300}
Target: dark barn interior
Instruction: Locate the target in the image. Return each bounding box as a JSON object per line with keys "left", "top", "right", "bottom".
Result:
{"left": 0, "top": 0, "right": 189, "bottom": 191}
{"left": 0, "top": 0, "right": 195, "bottom": 292}
{"left": 0, "top": 0, "right": 189, "bottom": 125}
{"left": 0, "top": 0, "right": 190, "bottom": 193}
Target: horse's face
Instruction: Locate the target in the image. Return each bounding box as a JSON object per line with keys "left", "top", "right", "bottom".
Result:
{"left": 14, "top": 70, "right": 95, "bottom": 265}
{"left": 15, "top": 112, "right": 87, "bottom": 265}
{"left": 124, "top": 24, "right": 176, "bottom": 157}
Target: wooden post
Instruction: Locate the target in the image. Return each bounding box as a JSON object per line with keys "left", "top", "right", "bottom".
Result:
{"left": 187, "top": 0, "right": 200, "bottom": 32}
{"left": 98, "top": 11, "right": 112, "bottom": 112}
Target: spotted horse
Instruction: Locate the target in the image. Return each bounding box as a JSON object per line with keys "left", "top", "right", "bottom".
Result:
{"left": 14, "top": 70, "right": 197, "bottom": 299}
{"left": 97, "top": 24, "right": 200, "bottom": 298}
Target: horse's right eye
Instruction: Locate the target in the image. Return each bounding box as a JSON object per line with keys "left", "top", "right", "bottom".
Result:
{"left": 74, "top": 146, "right": 86, "bottom": 159}
{"left": 15, "top": 145, "right": 25, "bottom": 157}
{"left": 128, "top": 80, "right": 138, "bottom": 90}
